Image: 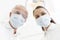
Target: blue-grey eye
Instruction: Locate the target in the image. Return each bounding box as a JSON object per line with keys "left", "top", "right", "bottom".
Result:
{"left": 15, "top": 11, "right": 20, "bottom": 15}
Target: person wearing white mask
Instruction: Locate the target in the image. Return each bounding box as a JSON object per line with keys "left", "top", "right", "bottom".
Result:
{"left": 2, "top": 5, "right": 28, "bottom": 40}
{"left": 33, "top": 6, "right": 60, "bottom": 40}
{"left": 1, "top": 5, "right": 28, "bottom": 40}
{"left": 9, "top": 5, "right": 28, "bottom": 34}
{"left": 33, "top": 6, "right": 55, "bottom": 31}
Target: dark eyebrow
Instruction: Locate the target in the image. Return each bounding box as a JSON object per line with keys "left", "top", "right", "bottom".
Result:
{"left": 41, "top": 12, "right": 46, "bottom": 16}
{"left": 41, "top": 12, "right": 46, "bottom": 14}
{"left": 15, "top": 11, "right": 26, "bottom": 18}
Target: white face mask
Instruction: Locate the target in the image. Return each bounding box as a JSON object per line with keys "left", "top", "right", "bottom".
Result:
{"left": 10, "top": 14, "right": 25, "bottom": 28}
{"left": 36, "top": 14, "right": 51, "bottom": 27}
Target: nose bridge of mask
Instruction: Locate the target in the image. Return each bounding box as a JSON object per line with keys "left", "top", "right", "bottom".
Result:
{"left": 11, "top": 13, "right": 25, "bottom": 21}
{"left": 37, "top": 14, "right": 50, "bottom": 21}
{"left": 41, "top": 14, "right": 51, "bottom": 19}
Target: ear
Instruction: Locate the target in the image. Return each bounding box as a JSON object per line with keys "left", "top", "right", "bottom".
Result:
{"left": 50, "top": 18, "right": 56, "bottom": 24}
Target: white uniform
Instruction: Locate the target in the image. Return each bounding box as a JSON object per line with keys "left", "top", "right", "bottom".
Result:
{"left": 0, "top": 22, "right": 10, "bottom": 40}
{"left": 42, "top": 23, "right": 60, "bottom": 40}
{"left": 1, "top": 21, "right": 60, "bottom": 40}
{"left": 1, "top": 21, "right": 44, "bottom": 40}
{"left": 1, "top": 21, "right": 17, "bottom": 40}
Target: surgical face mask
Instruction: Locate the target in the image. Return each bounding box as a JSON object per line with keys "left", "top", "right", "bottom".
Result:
{"left": 36, "top": 14, "right": 51, "bottom": 27}
{"left": 10, "top": 14, "right": 25, "bottom": 28}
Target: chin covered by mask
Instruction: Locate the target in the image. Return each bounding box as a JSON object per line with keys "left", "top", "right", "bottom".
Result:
{"left": 36, "top": 14, "right": 51, "bottom": 27}
{"left": 10, "top": 13, "right": 25, "bottom": 28}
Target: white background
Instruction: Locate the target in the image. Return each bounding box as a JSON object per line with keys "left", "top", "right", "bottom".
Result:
{"left": 0, "top": 0, "right": 60, "bottom": 40}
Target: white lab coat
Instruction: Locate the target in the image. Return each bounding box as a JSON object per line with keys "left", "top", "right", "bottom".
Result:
{"left": 1, "top": 21, "right": 44, "bottom": 40}
{"left": 1, "top": 21, "right": 17, "bottom": 40}
{"left": 0, "top": 23, "right": 10, "bottom": 40}
{"left": 1, "top": 20, "right": 60, "bottom": 40}
{"left": 41, "top": 23, "right": 60, "bottom": 40}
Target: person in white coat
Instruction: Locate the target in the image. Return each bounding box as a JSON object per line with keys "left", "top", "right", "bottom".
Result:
{"left": 2, "top": 5, "right": 28, "bottom": 40}
{"left": 9, "top": 5, "right": 28, "bottom": 34}
{"left": 33, "top": 6, "right": 60, "bottom": 40}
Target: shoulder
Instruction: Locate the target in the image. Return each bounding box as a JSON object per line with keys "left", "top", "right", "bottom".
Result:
{"left": 54, "top": 23, "right": 60, "bottom": 28}
{"left": 0, "top": 23, "right": 10, "bottom": 40}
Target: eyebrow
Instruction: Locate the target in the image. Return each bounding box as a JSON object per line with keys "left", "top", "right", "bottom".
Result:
{"left": 41, "top": 12, "right": 46, "bottom": 14}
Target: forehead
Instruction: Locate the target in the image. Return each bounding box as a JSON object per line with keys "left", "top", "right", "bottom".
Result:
{"left": 33, "top": 8, "right": 48, "bottom": 15}
{"left": 10, "top": 5, "right": 28, "bottom": 18}
{"left": 12, "top": 5, "right": 28, "bottom": 15}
